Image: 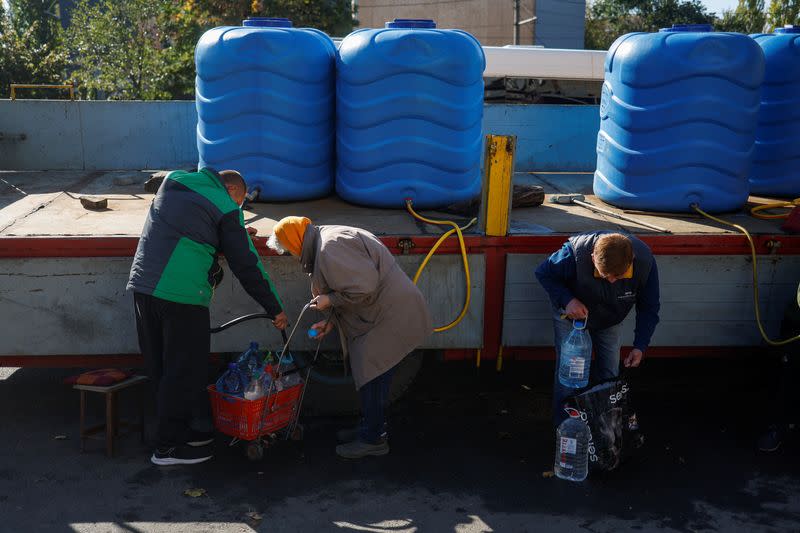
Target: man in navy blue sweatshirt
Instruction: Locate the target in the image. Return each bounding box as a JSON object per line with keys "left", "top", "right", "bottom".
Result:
{"left": 535, "top": 231, "right": 660, "bottom": 426}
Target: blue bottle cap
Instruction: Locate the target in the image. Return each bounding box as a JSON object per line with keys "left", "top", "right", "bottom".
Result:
{"left": 249, "top": 341, "right": 259, "bottom": 350}
{"left": 308, "top": 328, "right": 318, "bottom": 338}
{"left": 659, "top": 24, "right": 713, "bottom": 33}
{"left": 574, "top": 319, "right": 586, "bottom": 329}
{"left": 776, "top": 25, "right": 800, "bottom": 34}
{"left": 386, "top": 19, "right": 437, "bottom": 29}
{"left": 228, "top": 362, "right": 238, "bottom": 370}
{"left": 243, "top": 17, "right": 292, "bottom": 28}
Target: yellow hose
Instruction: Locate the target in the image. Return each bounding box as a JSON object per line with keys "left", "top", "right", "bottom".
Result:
{"left": 406, "top": 200, "right": 476, "bottom": 332}
{"left": 692, "top": 204, "right": 800, "bottom": 346}
{"left": 750, "top": 198, "right": 800, "bottom": 220}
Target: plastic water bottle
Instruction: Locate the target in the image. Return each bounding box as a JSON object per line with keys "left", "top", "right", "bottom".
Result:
{"left": 554, "top": 413, "right": 590, "bottom": 481}
{"left": 216, "top": 362, "right": 246, "bottom": 397}
{"left": 558, "top": 319, "right": 592, "bottom": 388}
{"left": 261, "top": 363, "right": 280, "bottom": 394}
{"left": 278, "top": 353, "right": 302, "bottom": 388}
{"left": 244, "top": 368, "right": 266, "bottom": 400}
{"left": 237, "top": 341, "right": 261, "bottom": 376}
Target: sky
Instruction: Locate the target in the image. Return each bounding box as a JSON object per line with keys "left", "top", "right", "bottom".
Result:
{"left": 702, "top": 0, "right": 741, "bottom": 14}
{"left": 702, "top": 0, "right": 773, "bottom": 15}
{"left": 0, "top": 1, "right": 769, "bottom": 19}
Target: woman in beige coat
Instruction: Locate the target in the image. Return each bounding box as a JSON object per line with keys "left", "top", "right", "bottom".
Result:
{"left": 268, "top": 216, "right": 433, "bottom": 458}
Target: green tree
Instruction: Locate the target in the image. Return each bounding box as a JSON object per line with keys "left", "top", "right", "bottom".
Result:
{"left": 716, "top": 0, "right": 767, "bottom": 33}
{"left": 187, "top": 0, "right": 354, "bottom": 35}
{"left": 7, "top": 0, "right": 60, "bottom": 45}
{"left": 63, "top": 0, "right": 355, "bottom": 100}
{"left": 586, "top": 0, "right": 714, "bottom": 50}
{"left": 66, "top": 0, "right": 178, "bottom": 100}
{"left": 768, "top": 0, "right": 800, "bottom": 28}
{"left": 0, "top": 10, "right": 67, "bottom": 98}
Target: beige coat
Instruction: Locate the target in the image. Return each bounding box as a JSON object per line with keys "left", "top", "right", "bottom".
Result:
{"left": 301, "top": 225, "right": 432, "bottom": 389}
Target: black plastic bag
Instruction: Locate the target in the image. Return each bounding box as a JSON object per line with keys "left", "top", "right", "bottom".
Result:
{"left": 564, "top": 377, "right": 644, "bottom": 472}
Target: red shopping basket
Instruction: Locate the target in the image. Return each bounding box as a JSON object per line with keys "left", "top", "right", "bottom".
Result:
{"left": 208, "top": 383, "right": 304, "bottom": 441}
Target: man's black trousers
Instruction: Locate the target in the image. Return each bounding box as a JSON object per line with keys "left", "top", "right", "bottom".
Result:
{"left": 134, "top": 292, "right": 211, "bottom": 447}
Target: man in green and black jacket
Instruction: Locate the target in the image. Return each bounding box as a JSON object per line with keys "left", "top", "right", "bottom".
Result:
{"left": 127, "top": 168, "right": 287, "bottom": 466}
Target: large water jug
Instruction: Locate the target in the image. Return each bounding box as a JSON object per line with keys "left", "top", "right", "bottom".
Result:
{"left": 244, "top": 368, "right": 266, "bottom": 400}
{"left": 336, "top": 19, "right": 485, "bottom": 208}
{"left": 558, "top": 318, "right": 592, "bottom": 388}
{"left": 750, "top": 26, "right": 800, "bottom": 197}
{"left": 195, "top": 18, "right": 336, "bottom": 201}
{"left": 595, "top": 24, "right": 765, "bottom": 213}
{"left": 554, "top": 413, "right": 590, "bottom": 482}
{"left": 237, "top": 341, "right": 262, "bottom": 377}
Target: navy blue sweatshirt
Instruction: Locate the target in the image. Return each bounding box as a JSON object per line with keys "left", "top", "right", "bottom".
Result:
{"left": 535, "top": 242, "right": 660, "bottom": 351}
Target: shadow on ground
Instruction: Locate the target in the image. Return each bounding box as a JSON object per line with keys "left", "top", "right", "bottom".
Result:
{"left": 0, "top": 355, "right": 798, "bottom": 532}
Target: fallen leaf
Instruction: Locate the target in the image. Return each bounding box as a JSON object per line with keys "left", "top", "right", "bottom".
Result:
{"left": 54, "top": 435, "right": 68, "bottom": 440}
{"left": 245, "top": 511, "right": 263, "bottom": 522}
{"left": 542, "top": 470, "right": 555, "bottom": 478}
{"left": 184, "top": 488, "right": 206, "bottom": 498}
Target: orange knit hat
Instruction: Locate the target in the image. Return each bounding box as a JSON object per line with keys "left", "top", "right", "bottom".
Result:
{"left": 273, "top": 216, "right": 311, "bottom": 257}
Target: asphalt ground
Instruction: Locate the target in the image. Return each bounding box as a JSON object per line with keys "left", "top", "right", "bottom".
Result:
{"left": 0, "top": 354, "right": 798, "bottom": 533}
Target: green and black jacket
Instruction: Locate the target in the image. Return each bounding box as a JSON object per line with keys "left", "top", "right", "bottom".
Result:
{"left": 127, "top": 168, "right": 282, "bottom": 316}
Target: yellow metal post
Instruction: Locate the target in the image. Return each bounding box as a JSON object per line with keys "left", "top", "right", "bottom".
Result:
{"left": 481, "top": 135, "right": 516, "bottom": 237}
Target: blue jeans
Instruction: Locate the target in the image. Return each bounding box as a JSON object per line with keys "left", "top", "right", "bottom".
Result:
{"left": 552, "top": 309, "right": 624, "bottom": 426}
{"left": 358, "top": 366, "right": 395, "bottom": 444}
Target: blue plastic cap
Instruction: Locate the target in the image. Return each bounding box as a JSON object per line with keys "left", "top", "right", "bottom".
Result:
{"left": 243, "top": 17, "right": 292, "bottom": 28}
{"left": 574, "top": 320, "right": 586, "bottom": 329}
{"left": 386, "top": 18, "right": 437, "bottom": 29}
{"left": 308, "top": 328, "right": 318, "bottom": 338}
{"left": 776, "top": 25, "right": 800, "bottom": 34}
{"left": 228, "top": 362, "right": 238, "bottom": 369}
{"left": 249, "top": 341, "right": 258, "bottom": 350}
{"left": 659, "top": 24, "right": 713, "bottom": 33}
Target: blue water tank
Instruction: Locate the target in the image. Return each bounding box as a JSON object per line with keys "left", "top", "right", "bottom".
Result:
{"left": 750, "top": 26, "right": 800, "bottom": 198}
{"left": 195, "top": 18, "right": 335, "bottom": 201}
{"left": 336, "top": 19, "right": 485, "bottom": 208}
{"left": 594, "top": 24, "right": 765, "bottom": 213}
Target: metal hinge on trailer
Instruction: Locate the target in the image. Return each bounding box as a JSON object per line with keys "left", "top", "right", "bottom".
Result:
{"left": 398, "top": 238, "right": 415, "bottom": 255}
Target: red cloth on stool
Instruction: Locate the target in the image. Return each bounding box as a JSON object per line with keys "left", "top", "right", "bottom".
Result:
{"left": 64, "top": 368, "right": 133, "bottom": 386}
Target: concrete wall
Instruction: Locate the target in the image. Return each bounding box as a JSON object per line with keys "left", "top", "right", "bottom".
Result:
{"left": 535, "top": 0, "right": 585, "bottom": 49}
{"left": 354, "top": 0, "right": 527, "bottom": 46}
{"left": 0, "top": 100, "right": 600, "bottom": 173}
{"left": 354, "top": 0, "right": 585, "bottom": 48}
{"left": 0, "top": 100, "right": 198, "bottom": 171}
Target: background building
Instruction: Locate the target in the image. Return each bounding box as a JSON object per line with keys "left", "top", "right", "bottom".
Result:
{"left": 353, "top": 0, "right": 586, "bottom": 49}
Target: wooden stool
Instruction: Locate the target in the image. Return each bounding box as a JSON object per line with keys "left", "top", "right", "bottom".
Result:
{"left": 74, "top": 375, "right": 148, "bottom": 457}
